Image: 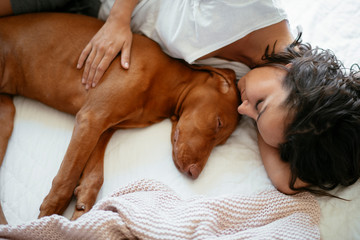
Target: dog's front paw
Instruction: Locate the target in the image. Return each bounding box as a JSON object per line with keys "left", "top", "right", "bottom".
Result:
{"left": 38, "top": 197, "right": 59, "bottom": 218}
{"left": 38, "top": 193, "right": 69, "bottom": 218}
{"left": 38, "top": 181, "right": 75, "bottom": 218}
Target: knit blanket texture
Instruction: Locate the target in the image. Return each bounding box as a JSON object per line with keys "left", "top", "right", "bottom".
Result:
{"left": 0, "top": 179, "right": 320, "bottom": 239}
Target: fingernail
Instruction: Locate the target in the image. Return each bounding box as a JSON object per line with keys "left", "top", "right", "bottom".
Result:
{"left": 82, "top": 78, "right": 85, "bottom": 84}
{"left": 77, "top": 63, "right": 81, "bottom": 69}
{"left": 92, "top": 82, "right": 96, "bottom": 88}
{"left": 124, "top": 62, "right": 129, "bottom": 69}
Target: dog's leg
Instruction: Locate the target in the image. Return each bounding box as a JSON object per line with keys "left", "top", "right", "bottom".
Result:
{"left": 0, "top": 95, "right": 15, "bottom": 171}
{"left": 0, "top": 205, "right": 6, "bottom": 225}
{"left": 71, "top": 129, "right": 115, "bottom": 220}
{"left": 38, "top": 108, "right": 110, "bottom": 218}
{"left": 0, "top": 94, "right": 15, "bottom": 225}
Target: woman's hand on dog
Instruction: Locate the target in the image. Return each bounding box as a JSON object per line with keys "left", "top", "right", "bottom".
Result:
{"left": 77, "top": 0, "right": 139, "bottom": 89}
{"left": 77, "top": 19, "right": 133, "bottom": 89}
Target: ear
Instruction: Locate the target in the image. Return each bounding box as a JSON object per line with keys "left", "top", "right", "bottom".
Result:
{"left": 189, "top": 65, "right": 236, "bottom": 94}
{"left": 218, "top": 75, "right": 231, "bottom": 93}
{"left": 214, "top": 68, "right": 236, "bottom": 94}
{"left": 285, "top": 63, "right": 292, "bottom": 69}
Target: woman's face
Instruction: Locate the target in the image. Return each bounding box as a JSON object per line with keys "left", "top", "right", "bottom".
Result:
{"left": 237, "top": 66, "right": 291, "bottom": 148}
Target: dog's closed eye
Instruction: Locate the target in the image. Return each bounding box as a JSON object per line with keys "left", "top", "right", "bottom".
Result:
{"left": 217, "top": 116, "right": 223, "bottom": 129}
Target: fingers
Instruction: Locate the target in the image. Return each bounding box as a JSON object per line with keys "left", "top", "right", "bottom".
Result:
{"left": 77, "top": 21, "right": 133, "bottom": 89}
{"left": 78, "top": 43, "right": 94, "bottom": 88}
{"left": 121, "top": 39, "right": 132, "bottom": 69}
{"left": 91, "top": 52, "right": 117, "bottom": 88}
{"left": 77, "top": 43, "right": 91, "bottom": 71}
{"left": 83, "top": 47, "right": 105, "bottom": 89}
{"left": 82, "top": 45, "right": 121, "bottom": 89}
{"left": 80, "top": 43, "right": 132, "bottom": 89}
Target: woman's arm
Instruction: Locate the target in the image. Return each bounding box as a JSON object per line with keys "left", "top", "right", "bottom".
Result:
{"left": 257, "top": 131, "right": 308, "bottom": 194}
{"left": 77, "top": 0, "right": 139, "bottom": 89}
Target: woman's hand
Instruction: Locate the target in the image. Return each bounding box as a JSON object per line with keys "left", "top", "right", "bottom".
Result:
{"left": 77, "top": 20, "right": 133, "bottom": 89}
{"left": 77, "top": 0, "right": 139, "bottom": 89}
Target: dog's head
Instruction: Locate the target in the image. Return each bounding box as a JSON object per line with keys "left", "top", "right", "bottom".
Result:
{"left": 171, "top": 66, "right": 240, "bottom": 179}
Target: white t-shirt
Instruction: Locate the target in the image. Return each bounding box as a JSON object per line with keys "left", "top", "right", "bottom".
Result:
{"left": 98, "top": 0, "right": 288, "bottom": 79}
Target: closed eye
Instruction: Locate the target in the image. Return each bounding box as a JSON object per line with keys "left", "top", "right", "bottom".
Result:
{"left": 255, "top": 100, "right": 267, "bottom": 122}
{"left": 217, "top": 116, "right": 223, "bottom": 129}
{"left": 255, "top": 99, "right": 263, "bottom": 111}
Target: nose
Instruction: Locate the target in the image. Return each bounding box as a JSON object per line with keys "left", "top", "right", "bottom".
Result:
{"left": 186, "top": 164, "right": 200, "bottom": 179}
{"left": 174, "top": 158, "right": 201, "bottom": 179}
{"left": 237, "top": 100, "right": 257, "bottom": 120}
{"left": 237, "top": 100, "right": 247, "bottom": 115}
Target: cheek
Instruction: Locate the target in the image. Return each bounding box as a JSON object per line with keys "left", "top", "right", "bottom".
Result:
{"left": 237, "top": 80, "right": 241, "bottom": 91}
{"left": 237, "top": 76, "right": 245, "bottom": 90}
{"left": 257, "top": 121, "right": 284, "bottom": 148}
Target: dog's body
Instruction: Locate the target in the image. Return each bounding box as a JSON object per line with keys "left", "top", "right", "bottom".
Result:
{"left": 0, "top": 13, "right": 240, "bottom": 223}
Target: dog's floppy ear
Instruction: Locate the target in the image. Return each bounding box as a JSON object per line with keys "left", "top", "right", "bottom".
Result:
{"left": 189, "top": 65, "right": 236, "bottom": 94}
{"left": 217, "top": 70, "right": 233, "bottom": 94}
{"left": 210, "top": 67, "right": 236, "bottom": 94}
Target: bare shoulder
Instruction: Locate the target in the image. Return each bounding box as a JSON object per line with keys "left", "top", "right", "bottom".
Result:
{"left": 204, "top": 20, "right": 294, "bottom": 68}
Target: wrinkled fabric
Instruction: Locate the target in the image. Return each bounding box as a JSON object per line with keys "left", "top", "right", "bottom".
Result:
{"left": 0, "top": 179, "right": 320, "bottom": 240}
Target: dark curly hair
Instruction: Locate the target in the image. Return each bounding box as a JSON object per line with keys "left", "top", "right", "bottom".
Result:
{"left": 261, "top": 33, "right": 360, "bottom": 197}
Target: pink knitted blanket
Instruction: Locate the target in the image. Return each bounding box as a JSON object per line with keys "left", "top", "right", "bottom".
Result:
{"left": 0, "top": 179, "right": 320, "bottom": 239}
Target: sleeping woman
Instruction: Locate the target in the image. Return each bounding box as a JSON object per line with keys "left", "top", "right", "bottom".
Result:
{"left": 1, "top": 0, "right": 359, "bottom": 196}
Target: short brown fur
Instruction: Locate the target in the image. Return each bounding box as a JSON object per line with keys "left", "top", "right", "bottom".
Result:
{"left": 0, "top": 13, "right": 240, "bottom": 223}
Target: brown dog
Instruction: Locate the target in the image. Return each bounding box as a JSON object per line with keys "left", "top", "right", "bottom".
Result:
{"left": 0, "top": 13, "right": 240, "bottom": 223}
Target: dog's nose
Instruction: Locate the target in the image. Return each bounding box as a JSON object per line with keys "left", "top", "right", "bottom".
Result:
{"left": 186, "top": 164, "right": 200, "bottom": 179}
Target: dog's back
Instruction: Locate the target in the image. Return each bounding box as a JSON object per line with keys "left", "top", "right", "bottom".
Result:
{"left": 0, "top": 13, "right": 240, "bottom": 136}
{"left": 0, "top": 13, "right": 103, "bottom": 113}
{"left": 0, "top": 13, "right": 193, "bottom": 115}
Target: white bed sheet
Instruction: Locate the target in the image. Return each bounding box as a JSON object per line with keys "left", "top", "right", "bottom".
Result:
{"left": 1, "top": 0, "right": 359, "bottom": 239}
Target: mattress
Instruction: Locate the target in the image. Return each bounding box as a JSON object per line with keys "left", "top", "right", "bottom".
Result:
{"left": 1, "top": 0, "right": 359, "bottom": 239}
